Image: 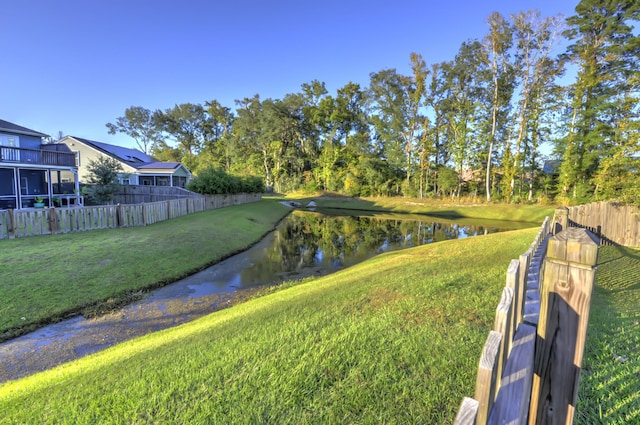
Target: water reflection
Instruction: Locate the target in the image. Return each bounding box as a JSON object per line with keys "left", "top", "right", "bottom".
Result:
{"left": 213, "top": 209, "right": 528, "bottom": 291}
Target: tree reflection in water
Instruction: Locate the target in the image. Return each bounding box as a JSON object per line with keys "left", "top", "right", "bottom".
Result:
{"left": 237, "top": 210, "right": 524, "bottom": 285}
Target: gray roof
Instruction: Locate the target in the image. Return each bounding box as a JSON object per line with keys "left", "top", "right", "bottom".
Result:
{"left": 0, "top": 119, "right": 48, "bottom": 138}
{"left": 138, "top": 162, "right": 182, "bottom": 170}
{"left": 543, "top": 160, "right": 562, "bottom": 175}
{"left": 69, "top": 136, "right": 156, "bottom": 166}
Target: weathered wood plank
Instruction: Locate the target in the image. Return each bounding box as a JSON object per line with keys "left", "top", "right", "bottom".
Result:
{"left": 454, "top": 397, "right": 479, "bottom": 425}
{"left": 517, "top": 252, "right": 531, "bottom": 325}
{"left": 0, "top": 210, "right": 5, "bottom": 239}
{"left": 6, "top": 210, "right": 12, "bottom": 236}
{"left": 529, "top": 228, "right": 599, "bottom": 425}
{"left": 488, "top": 323, "right": 537, "bottom": 425}
{"left": 474, "top": 330, "right": 502, "bottom": 425}
{"left": 494, "top": 286, "right": 514, "bottom": 390}
{"left": 29, "top": 211, "right": 36, "bottom": 236}
{"left": 554, "top": 207, "right": 569, "bottom": 235}
{"left": 506, "top": 259, "right": 521, "bottom": 343}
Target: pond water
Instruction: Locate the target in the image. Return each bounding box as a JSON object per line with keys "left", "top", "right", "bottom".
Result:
{"left": 0, "top": 209, "right": 531, "bottom": 383}
{"left": 184, "top": 208, "right": 531, "bottom": 294}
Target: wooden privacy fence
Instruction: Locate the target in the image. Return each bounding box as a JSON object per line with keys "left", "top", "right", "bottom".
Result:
{"left": 0, "top": 193, "right": 261, "bottom": 239}
{"left": 564, "top": 201, "right": 640, "bottom": 247}
{"left": 455, "top": 208, "right": 600, "bottom": 425}
{"left": 112, "top": 184, "right": 201, "bottom": 204}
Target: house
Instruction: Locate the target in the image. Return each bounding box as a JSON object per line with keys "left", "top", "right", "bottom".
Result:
{"left": 543, "top": 160, "right": 562, "bottom": 176}
{"left": 0, "top": 119, "right": 80, "bottom": 209}
{"left": 58, "top": 136, "right": 192, "bottom": 188}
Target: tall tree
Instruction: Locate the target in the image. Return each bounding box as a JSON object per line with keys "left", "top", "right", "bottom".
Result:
{"left": 443, "top": 40, "right": 488, "bottom": 198}
{"left": 233, "top": 94, "right": 305, "bottom": 192}
{"left": 200, "top": 100, "right": 234, "bottom": 172}
{"left": 481, "top": 12, "right": 515, "bottom": 201}
{"left": 505, "top": 10, "right": 563, "bottom": 201}
{"left": 106, "top": 106, "right": 161, "bottom": 154}
{"left": 423, "top": 62, "right": 452, "bottom": 196}
{"left": 368, "top": 68, "right": 414, "bottom": 185}
{"left": 233, "top": 95, "right": 271, "bottom": 189}
{"left": 407, "top": 53, "right": 429, "bottom": 196}
{"left": 559, "top": 0, "right": 640, "bottom": 202}
{"left": 153, "top": 103, "right": 212, "bottom": 171}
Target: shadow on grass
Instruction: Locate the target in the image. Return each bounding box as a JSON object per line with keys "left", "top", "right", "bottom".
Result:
{"left": 278, "top": 193, "right": 470, "bottom": 220}
{"left": 575, "top": 245, "right": 640, "bottom": 424}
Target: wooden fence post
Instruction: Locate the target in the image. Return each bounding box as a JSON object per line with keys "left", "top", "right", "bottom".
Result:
{"left": 528, "top": 227, "right": 599, "bottom": 425}
{"left": 7, "top": 209, "right": 15, "bottom": 239}
{"left": 142, "top": 203, "right": 147, "bottom": 226}
{"left": 474, "top": 330, "right": 502, "bottom": 425}
{"left": 47, "top": 207, "right": 59, "bottom": 235}
{"left": 116, "top": 203, "right": 123, "bottom": 227}
{"left": 554, "top": 207, "right": 569, "bottom": 235}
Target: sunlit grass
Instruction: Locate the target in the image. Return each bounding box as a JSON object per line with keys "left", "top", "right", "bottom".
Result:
{"left": 282, "top": 192, "right": 555, "bottom": 223}
{"left": 0, "top": 228, "right": 538, "bottom": 424}
{"left": 0, "top": 200, "right": 291, "bottom": 340}
{"left": 575, "top": 245, "right": 640, "bottom": 424}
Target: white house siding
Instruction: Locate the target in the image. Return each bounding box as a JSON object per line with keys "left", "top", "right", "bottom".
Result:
{"left": 60, "top": 137, "right": 138, "bottom": 182}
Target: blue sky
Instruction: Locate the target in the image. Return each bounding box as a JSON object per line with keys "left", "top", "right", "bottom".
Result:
{"left": 3, "top": 0, "right": 577, "bottom": 149}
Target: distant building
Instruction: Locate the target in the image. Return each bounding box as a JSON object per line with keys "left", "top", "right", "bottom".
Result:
{"left": 59, "top": 136, "right": 192, "bottom": 188}
{"left": 543, "top": 160, "right": 562, "bottom": 175}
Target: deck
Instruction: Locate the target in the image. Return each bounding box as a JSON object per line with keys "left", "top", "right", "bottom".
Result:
{"left": 0, "top": 146, "right": 76, "bottom": 167}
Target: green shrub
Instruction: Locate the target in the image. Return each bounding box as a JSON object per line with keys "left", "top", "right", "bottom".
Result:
{"left": 187, "top": 168, "right": 264, "bottom": 194}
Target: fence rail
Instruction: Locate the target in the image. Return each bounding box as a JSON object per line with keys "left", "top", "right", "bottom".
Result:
{"left": 455, "top": 209, "right": 600, "bottom": 425}
{"left": 0, "top": 193, "right": 261, "bottom": 239}
{"left": 0, "top": 145, "right": 76, "bottom": 166}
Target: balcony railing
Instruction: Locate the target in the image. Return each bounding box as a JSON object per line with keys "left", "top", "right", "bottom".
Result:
{"left": 0, "top": 146, "right": 76, "bottom": 167}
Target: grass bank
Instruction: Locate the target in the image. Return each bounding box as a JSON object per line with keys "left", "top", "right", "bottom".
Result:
{"left": 0, "top": 227, "right": 538, "bottom": 424}
{"left": 0, "top": 199, "right": 291, "bottom": 341}
{"left": 575, "top": 245, "right": 640, "bottom": 424}
{"left": 285, "top": 192, "right": 555, "bottom": 224}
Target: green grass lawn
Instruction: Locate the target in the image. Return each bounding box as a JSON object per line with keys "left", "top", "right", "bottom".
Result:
{"left": 0, "top": 199, "right": 291, "bottom": 340}
{"left": 575, "top": 245, "right": 640, "bottom": 424}
{"left": 3, "top": 196, "right": 631, "bottom": 423}
{"left": 285, "top": 192, "right": 555, "bottom": 224}
{"left": 0, "top": 227, "right": 538, "bottom": 424}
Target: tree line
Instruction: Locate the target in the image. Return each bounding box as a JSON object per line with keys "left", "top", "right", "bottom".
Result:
{"left": 106, "top": 1, "right": 639, "bottom": 205}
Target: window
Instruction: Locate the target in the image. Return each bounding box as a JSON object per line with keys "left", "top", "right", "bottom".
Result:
{"left": 0, "top": 134, "right": 20, "bottom": 162}
{"left": 172, "top": 176, "right": 187, "bottom": 188}
{"left": 51, "top": 170, "right": 76, "bottom": 194}
{"left": 0, "top": 168, "right": 16, "bottom": 209}
{"left": 18, "top": 169, "right": 48, "bottom": 195}
{"left": 140, "top": 176, "right": 154, "bottom": 186}
{"left": 0, "top": 168, "right": 15, "bottom": 195}
{"left": 121, "top": 178, "right": 130, "bottom": 185}
{"left": 0, "top": 133, "right": 19, "bottom": 147}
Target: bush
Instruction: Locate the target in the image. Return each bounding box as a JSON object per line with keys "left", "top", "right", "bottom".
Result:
{"left": 187, "top": 168, "right": 264, "bottom": 194}
{"left": 85, "top": 156, "right": 124, "bottom": 204}
{"left": 243, "top": 176, "right": 265, "bottom": 193}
